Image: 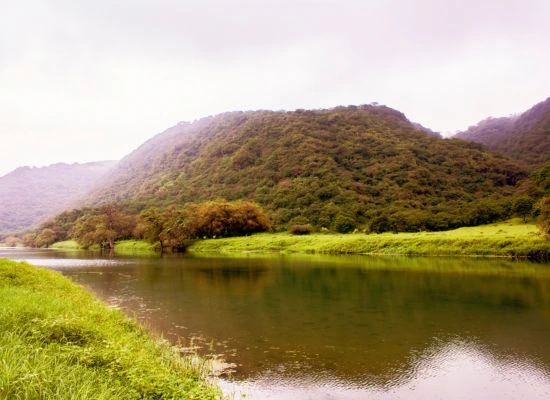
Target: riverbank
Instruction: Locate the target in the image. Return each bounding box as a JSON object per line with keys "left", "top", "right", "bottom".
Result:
{"left": 50, "top": 240, "right": 158, "bottom": 256}
{"left": 0, "top": 259, "right": 220, "bottom": 399}
{"left": 189, "top": 220, "right": 550, "bottom": 261}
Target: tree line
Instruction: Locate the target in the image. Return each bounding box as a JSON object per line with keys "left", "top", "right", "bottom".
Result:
{"left": 19, "top": 200, "right": 271, "bottom": 251}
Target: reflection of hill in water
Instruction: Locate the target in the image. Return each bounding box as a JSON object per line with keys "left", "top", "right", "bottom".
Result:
{"left": 38, "top": 253, "right": 550, "bottom": 386}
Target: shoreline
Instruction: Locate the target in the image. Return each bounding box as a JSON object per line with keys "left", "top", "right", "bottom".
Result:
{"left": 188, "top": 220, "right": 550, "bottom": 262}
{"left": 44, "top": 220, "right": 550, "bottom": 262}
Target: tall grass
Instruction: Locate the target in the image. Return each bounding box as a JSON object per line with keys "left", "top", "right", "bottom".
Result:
{"left": 0, "top": 259, "right": 220, "bottom": 399}
{"left": 189, "top": 220, "right": 550, "bottom": 261}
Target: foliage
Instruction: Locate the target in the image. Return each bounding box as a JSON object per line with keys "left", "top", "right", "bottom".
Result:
{"left": 34, "top": 228, "right": 57, "bottom": 248}
{"left": 2, "top": 236, "right": 22, "bottom": 247}
{"left": 522, "top": 161, "right": 550, "bottom": 201}
{"left": 0, "top": 259, "right": 220, "bottom": 399}
{"left": 131, "top": 200, "right": 271, "bottom": 250}
{"left": 186, "top": 200, "right": 272, "bottom": 239}
{"left": 134, "top": 208, "right": 165, "bottom": 247}
{"left": 290, "top": 224, "right": 313, "bottom": 235}
{"left": 455, "top": 97, "right": 550, "bottom": 167}
{"left": 513, "top": 196, "right": 534, "bottom": 222}
{"left": 537, "top": 196, "right": 550, "bottom": 237}
{"left": 83, "top": 105, "right": 525, "bottom": 231}
{"left": 70, "top": 205, "right": 136, "bottom": 249}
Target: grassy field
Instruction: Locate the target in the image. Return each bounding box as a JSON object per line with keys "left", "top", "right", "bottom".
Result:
{"left": 50, "top": 240, "right": 82, "bottom": 250}
{"left": 50, "top": 240, "right": 157, "bottom": 256}
{"left": 0, "top": 259, "right": 220, "bottom": 400}
{"left": 114, "top": 240, "right": 158, "bottom": 256}
{"left": 189, "top": 219, "right": 550, "bottom": 261}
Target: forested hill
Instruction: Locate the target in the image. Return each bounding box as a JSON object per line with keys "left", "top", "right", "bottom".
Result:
{"left": 85, "top": 104, "right": 525, "bottom": 231}
{"left": 0, "top": 161, "right": 115, "bottom": 233}
{"left": 455, "top": 97, "right": 550, "bottom": 167}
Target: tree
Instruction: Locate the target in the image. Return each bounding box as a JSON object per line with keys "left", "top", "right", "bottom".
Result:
{"left": 369, "top": 215, "right": 391, "bottom": 233}
{"left": 537, "top": 196, "right": 550, "bottom": 237}
{"left": 513, "top": 196, "right": 534, "bottom": 222}
{"left": 22, "top": 233, "right": 37, "bottom": 247}
{"left": 3, "top": 236, "right": 22, "bottom": 247}
{"left": 333, "top": 213, "right": 356, "bottom": 233}
{"left": 35, "top": 228, "right": 57, "bottom": 248}
{"left": 135, "top": 208, "right": 166, "bottom": 250}
{"left": 70, "top": 205, "right": 135, "bottom": 249}
{"left": 186, "top": 200, "right": 271, "bottom": 239}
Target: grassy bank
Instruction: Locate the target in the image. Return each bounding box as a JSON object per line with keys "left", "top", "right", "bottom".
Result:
{"left": 49, "top": 240, "right": 157, "bottom": 256}
{"left": 189, "top": 220, "right": 550, "bottom": 261}
{"left": 0, "top": 259, "right": 220, "bottom": 399}
{"left": 50, "top": 240, "right": 82, "bottom": 250}
{"left": 114, "top": 240, "right": 158, "bottom": 256}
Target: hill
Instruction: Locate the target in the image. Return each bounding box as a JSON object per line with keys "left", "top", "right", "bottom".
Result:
{"left": 0, "top": 161, "right": 115, "bottom": 234}
{"left": 455, "top": 97, "right": 550, "bottom": 167}
{"left": 85, "top": 105, "right": 525, "bottom": 232}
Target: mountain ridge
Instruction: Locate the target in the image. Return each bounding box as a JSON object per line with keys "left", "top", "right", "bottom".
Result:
{"left": 82, "top": 104, "right": 525, "bottom": 231}
{"left": 455, "top": 97, "right": 550, "bottom": 167}
{"left": 0, "top": 160, "right": 116, "bottom": 233}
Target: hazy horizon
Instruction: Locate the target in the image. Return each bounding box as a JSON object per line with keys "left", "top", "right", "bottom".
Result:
{"left": 2, "top": 0, "right": 549, "bottom": 176}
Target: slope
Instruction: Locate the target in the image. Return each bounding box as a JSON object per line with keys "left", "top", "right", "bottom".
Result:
{"left": 0, "top": 161, "right": 115, "bottom": 233}
{"left": 85, "top": 105, "right": 525, "bottom": 231}
{"left": 455, "top": 97, "right": 550, "bottom": 167}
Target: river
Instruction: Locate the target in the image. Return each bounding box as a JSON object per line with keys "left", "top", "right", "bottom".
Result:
{"left": 2, "top": 247, "right": 550, "bottom": 399}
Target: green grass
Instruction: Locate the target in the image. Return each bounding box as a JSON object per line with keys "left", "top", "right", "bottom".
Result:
{"left": 50, "top": 240, "right": 82, "bottom": 250}
{"left": 114, "top": 240, "right": 158, "bottom": 256}
{"left": 189, "top": 219, "right": 550, "bottom": 261}
{"left": 0, "top": 259, "right": 220, "bottom": 400}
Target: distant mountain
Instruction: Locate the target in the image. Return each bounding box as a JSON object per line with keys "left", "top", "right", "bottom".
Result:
{"left": 85, "top": 105, "right": 524, "bottom": 230}
{"left": 0, "top": 161, "right": 115, "bottom": 233}
{"left": 455, "top": 97, "right": 550, "bottom": 167}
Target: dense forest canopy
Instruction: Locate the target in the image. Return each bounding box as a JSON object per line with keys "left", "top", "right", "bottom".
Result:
{"left": 455, "top": 97, "right": 550, "bottom": 167}
{"left": 83, "top": 105, "right": 526, "bottom": 232}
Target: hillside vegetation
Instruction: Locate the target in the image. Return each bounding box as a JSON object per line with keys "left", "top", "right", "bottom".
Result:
{"left": 455, "top": 97, "right": 550, "bottom": 167}
{"left": 0, "top": 161, "right": 115, "bottom": 234}
{"left": 85, "top": 105, "right": 525, "bottom": 232}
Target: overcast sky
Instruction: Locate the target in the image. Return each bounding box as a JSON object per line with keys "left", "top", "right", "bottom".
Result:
{"left": 1, "top": 0, "right": 549, "bottom": 176}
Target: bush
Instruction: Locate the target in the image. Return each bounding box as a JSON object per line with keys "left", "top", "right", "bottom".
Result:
{"left": 369, "top": 215, "right": 391, "bottom": 233}
{"left": 290, "top": 224, "right": 313, "bottom": 235}
{"left": 333, "top": 214, "right": 356, "bottom": 233}
{"left": 187, "top": 200, "right": 271, "bottom": 239}
{"left": 537, "top": 196, "right": 550, "bottom": 237}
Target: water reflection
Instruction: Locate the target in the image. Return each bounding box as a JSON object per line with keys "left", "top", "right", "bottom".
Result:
{"left": 2, "top": 248, "right": 550, "bottom": 398}
{"left": 221, "top": 339, "right": 550, "bottom": 399}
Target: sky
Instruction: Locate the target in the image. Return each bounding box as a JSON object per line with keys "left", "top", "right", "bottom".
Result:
{"left": 1, "top": 0, "right": 549, "bottom": 176}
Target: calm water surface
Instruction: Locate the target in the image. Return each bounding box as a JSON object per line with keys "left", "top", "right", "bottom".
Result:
{"left": 2, "top": 247, "right": 550, "bottom": 399}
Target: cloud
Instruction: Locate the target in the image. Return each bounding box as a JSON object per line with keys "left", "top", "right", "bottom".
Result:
{"left": 1, "top": 0, "right": 549, "bottom": 175}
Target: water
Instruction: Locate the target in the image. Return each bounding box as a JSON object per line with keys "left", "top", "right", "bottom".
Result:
{"left": 2, "top": 247, "right": 550, "bottom": 399}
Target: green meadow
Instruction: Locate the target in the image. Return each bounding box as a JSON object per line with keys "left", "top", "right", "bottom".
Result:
{"left": 189, "top": 219, "right": 550, "bottom": 261}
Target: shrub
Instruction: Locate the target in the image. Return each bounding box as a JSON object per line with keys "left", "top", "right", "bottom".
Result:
{"left": 290, "top": 224, "right": 313, "bottom": 235}
{"left": 187, "top": 200, "right": 271, "bottom": 239}
{"left": 333, "top": 214, "right": 356, "bottom": 233}
{"left": 537, "top": 196, "right": 550, "bottom": 237}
